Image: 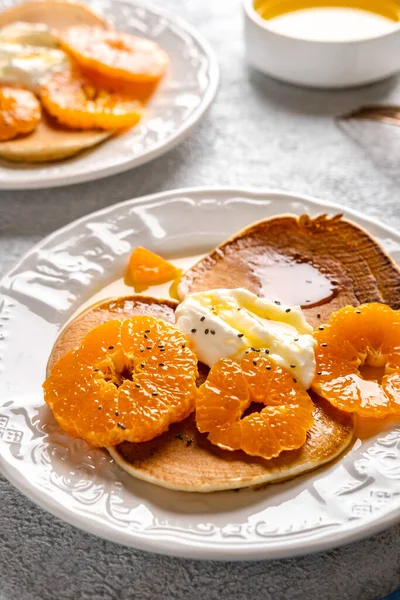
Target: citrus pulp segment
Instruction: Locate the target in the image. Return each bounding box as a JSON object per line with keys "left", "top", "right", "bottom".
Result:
{"left": 196, "top": 353, "right": 314, "bottom": 459}
{"left": 312, "top": 303, "right": 400, "bottom": 417}
{"left": 43, "top": 316, "right": 198, "bottom": 446}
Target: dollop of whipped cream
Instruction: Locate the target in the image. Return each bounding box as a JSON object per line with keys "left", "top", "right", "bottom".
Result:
{"left": 0, "top": 22, "right": 69, "bottom": 93}
{"left": 175, "top": 288, "right": 316, "bottom": 388}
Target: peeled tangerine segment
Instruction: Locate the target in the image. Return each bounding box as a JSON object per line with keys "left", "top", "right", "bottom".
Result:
{"left": 196, "top": 353, "right": 314, "bottom": 459}
{"left": 60, "top": 26, "right": 169, "bottom": 83}
{"left": 0, "top": 87, "right": 40, "bottom": 141}
{"left": 128, "top": 247, "right": 179, "bottom": 287}
{"left": 43, "top": 317, "right": 198, "bottom": 447}
{"left": 40, "top": 67, "right": 142, "bottom": 130}
{"left": 312, "top": 303, "right": 400, "bottom": 418}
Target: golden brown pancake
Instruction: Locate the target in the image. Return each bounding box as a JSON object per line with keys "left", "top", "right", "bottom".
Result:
{"left": 0, "top": 113, "right": 112, "bottom": 163}
{"left": 0, "top": 0, "right": 112, "bottom": 163}
{"left": 48, "top": 294, "right": 355, "bottom": 492}
{"left": 177, "top": 214, "right": 400, "bottom": 327}
{"left": 110, "top": 398, "right": 353, "bottom": 492}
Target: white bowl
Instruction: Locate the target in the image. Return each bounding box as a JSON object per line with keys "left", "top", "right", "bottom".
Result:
{"left": 243, "top": 0, "right": 400, "bottom": 88}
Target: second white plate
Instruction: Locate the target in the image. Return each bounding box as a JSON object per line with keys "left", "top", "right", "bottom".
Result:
{"left": 1, "top": 188, "right": 400, "bottom": 560}
{"left": 0, "top": 0, "right": 219, "bottom": 190}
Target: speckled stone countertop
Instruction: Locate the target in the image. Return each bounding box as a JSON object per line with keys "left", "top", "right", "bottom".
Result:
{"left": 1, "top": 1, "right": 400, "bottom": 598}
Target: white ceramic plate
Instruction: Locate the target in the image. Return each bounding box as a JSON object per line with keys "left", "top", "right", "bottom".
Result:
{"left": 0, "top": 0, "right": 218, "bottom": 190}
{"left": 1, "top": 188, "right": 400, "bottom": 561}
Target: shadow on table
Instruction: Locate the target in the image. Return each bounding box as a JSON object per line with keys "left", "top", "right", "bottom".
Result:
{"left": 247, "top": 68, "right": 400, "bottom": 118}
{"left": 338, "top": 117, "right": 400, "bottom": 189}
{"left": 0, "top": 133, "right": 201, "bottom": 239}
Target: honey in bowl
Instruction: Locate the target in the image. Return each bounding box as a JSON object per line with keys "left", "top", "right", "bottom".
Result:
{"left": 254, "top": 0, "right": 400, "bottom": 41}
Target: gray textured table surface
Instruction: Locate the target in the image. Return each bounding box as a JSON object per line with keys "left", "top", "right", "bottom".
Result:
{"left": 1, "top": 1, "right": 400, "bottom": 598}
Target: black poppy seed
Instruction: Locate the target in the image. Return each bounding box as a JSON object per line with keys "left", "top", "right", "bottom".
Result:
{"left": 200, "top": 316, "right": 205, "bottom": 322}
{"left": 141, "top": 362, "right": 145, "bottom": 368}
{"left": 245, "top": 349, "right": 250, "bottom": 354}
{"left": 98, "top": 405, "right": 102, "bottom": 410}
{"left": 317, "top": 313, "right": 321, "bottom": 319}
{"left": 274, "top": 300, "right": 281, "bottom": 305}
{"left": 290, "top": 364, "right": 296, "bottom": 368}
{"left": 160, "top": 348, "right": 165, "bottom": 352}
{"left": 145, "top": 329, "right": 150, "bottom": 333}
{"left": 319, "top": 326, "right": 324, "bottom": 331}
{"left": 94, "top": 368, "right": 99, "bottom": 372}
{"left": 356, "top": 310, "right": 361, "bottom": 314}
{"left": 305, "top": 300, "right": 311, "bottom": 303}
{"left": 322, "top": 343, "right": 328, "bottom": 347}
{"left": 191, "top": 328, "right": 197, "bottom": 333}
{"left": 158, "top": 344, "right": 164, "bottom": 348}
{"left": 294, "top": 338, "right": 299, "bottom": 342}
{"left": 181, "top": 344, "right": 185, "bottom": 348}
{"left": 266, "top": 365, "right": 271, "bottom": 370}
{"left": 159, "top": 363, "right": 165, "bottom": 367}
{"left": 253, "top": 359, "right": 257, "bottom": 366}
{"left": 238, "top": 333, "right": 244, "bottom": 338}
{"left": 205, "top": 329, "right": 209, "bottom": 334}
{"left": 293, "top": 378, "right": 297, "bottom": 383}
{"left": 186, "top": 439, "right": 192, "bottom": 447}
{"left": 117, "top": 422, "right": 126, "bottom": 430}
{"left": 146, "top": 346, "right": 152, "bottom": 350}
{"left": 251, "top": 347, "right": 256, "bottom": 351}
{"left": 108, "top": 345, "right": 114, "bottom": 350}
{"left": 211, "top": 330, "right": 215, "bottom": 335}
{"left": 265, "top": 349, "right": 269, "bottom": 354}
{"left": 144, "top": 334, "right": 148, "bottom": 339}
{"left": 285, "top": 308, "right": 291, "bottom": 313}
{"left": 317, "top": 372, "right": 322, "bottom": 375}
{"left": 237, "top": 308, "right": 241, "bottom": 311}
{"left": 115, "top": 410, "right": 119, "bottom": 416}
{"left": 152, "top": 392, "right": 158, "bottom": 396}
{"left": 306, "top": 280, "right": 312, "bottom": 284}
{"left": 135, "top": 383, "right": 141, "bottom": 388}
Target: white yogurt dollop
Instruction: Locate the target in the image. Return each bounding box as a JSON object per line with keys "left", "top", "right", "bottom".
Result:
{"left": 0, "top": 22, "right": 69, "bottom": 93}
{"left": 175, "top": 288, "right": 316, "bottom": 389}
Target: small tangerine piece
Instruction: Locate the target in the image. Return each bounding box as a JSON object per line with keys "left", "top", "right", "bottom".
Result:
{"left": 60, "top": 26, "right": 169, "bottom": 83}
{"left": 196, "top": 353, "right": 314, "bottom": 459}
{"left": 312, "top": 303, "right": 400, "bottom": 418}
{"left": 127, "top": 247, "right": 180, "bottom": 288}
{"left": 40, "top": 67, "right": 142, "bottom": 130}
{"left": 43, "top": 316, "right": 198, "bottom": 447}
{"left": 0, "top": 86, "right": 40, "bottom": 141}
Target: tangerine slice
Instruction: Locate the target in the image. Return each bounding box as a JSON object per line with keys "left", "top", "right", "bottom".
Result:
{"left": 40, "top": 67, "right": 142, "bottom": 130}
{"left": 127, "top": 247, "right": 180, "bottom": 290}
{"left": 60, "top": 26, "right": 169, "bottom": 83}
{"left": 80, "top": 66, "right": 159, "bottom": 102}
{"left": 43, "top": 316, "right": 198, "bottom": 447}
{"left": 312, "top": 303, "right": 400, "bottom": 417}
{"left": 196, "top": 353, "right": 314, "bottom": 459}
{"left": 0, "top": 87, "right": 41, "bottom": 141}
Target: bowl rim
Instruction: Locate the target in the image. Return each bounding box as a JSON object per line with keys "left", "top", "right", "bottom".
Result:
{"left": 243, "top": 0, "right": 400, "bottom": 45}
